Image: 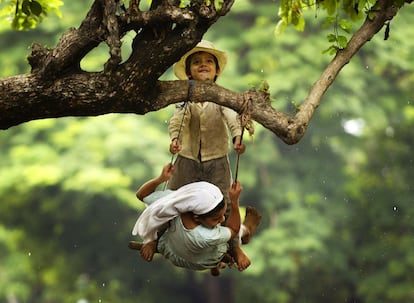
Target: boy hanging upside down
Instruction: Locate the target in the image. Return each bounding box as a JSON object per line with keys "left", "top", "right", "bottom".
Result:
{"left": 129, "top": 163, "right": 261, "bottom": 275}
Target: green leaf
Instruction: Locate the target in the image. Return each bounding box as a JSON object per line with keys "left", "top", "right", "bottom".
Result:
{"left": 339, "top": 19, "right": 352, "bottom": 33}
{"left": 274, "top": 19, "right": 287, "bottom": 35}
{"left": 214, "top": 0, "right": 223, "bottom": 10}
{"left": 368, "top": 11, "right": 375, "bottom": 20}
{"left": 323, "top": 0, "right": 338, "bottom": 15}
{"left": 21, "top": 0, "right": 31, "bottom": 15}
{"left": 30, "top": 1, "right": 42, "bottom": 16}
{"left": 337, "top": 35, "right": 348, "bottom": 48}
{"left": 179, "top": 0, "right": 190, "bottom": 8}
{"left": 327, "top": 33, "right": 337, "bottom": 42}
{"left": 293, "top": 14, "right": 305, "bottom": 31}
{"left": 322, "top": 45, "right": 338, "bottom": 55}
{"left": 322, "top": 16, "right": 336, "bottom": 28}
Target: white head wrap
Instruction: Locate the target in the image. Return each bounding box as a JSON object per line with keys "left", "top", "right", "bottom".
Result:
{"left": 132, "top": 181, "right": 223, "bottom": 243}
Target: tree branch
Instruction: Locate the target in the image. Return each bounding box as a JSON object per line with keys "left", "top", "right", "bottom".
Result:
{"left": 0, "top": 0, "right": 403, "bottom": 147}
{"left": 103, "top": 0, "right": 122, "bottom": 71}
{"left": 291, "top": 0, "right": 400, "bottom": 143}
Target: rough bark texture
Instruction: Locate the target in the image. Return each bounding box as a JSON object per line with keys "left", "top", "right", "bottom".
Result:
{"left": 0, "top": 0, "right": 403, "bottom": 144}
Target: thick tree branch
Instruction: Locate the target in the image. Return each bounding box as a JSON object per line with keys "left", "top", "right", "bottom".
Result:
{"left": 28, "top": 1, "right": 107, "bottom": 77}
{"left": 291, "top": 0, "right": 399, "bottom": 143}
{"left": 0, "top": 0, "right": 405, "bottom": 146}
{"left": 0, "top": 75, "right": 293, "bottom": 137}
{"left": 119, "top": 5, "right": 196, "bottom": 26}
{"left": 103, "top": 0, "right": 122, "bottom": 71}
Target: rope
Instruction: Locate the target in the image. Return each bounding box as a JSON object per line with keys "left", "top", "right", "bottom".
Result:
{"left": 234, "top": 129, "right": 244, "bottom": 183}
{"left": 163, "top": 80, "right": 194, "bottom": 190}
{"left": 234, "top": 92, "right": 254, "bottom": 183}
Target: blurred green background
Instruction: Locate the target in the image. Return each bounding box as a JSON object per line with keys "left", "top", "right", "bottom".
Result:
{"left": 1, "top": 1, "right": 413, "bottom": 302}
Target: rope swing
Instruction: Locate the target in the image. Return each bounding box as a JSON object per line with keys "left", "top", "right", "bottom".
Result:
{"left": 234, "top": 92, "right": 254, "bottom": 183}
{"left": 165, "top": 81, "right": 254, "bottom": 186}
{"left": 169, "top": 80, "right": 194, "bottom": 165}
{"left": 163, "top": 80, "right": 194, "bottom": 190}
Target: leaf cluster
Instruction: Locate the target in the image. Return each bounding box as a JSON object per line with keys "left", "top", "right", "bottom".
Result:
{"left": 276, "top": 0, "right": 377, "bottom": 53}
{"left": 0, "top": 0, "right": 63, "bottom": 30}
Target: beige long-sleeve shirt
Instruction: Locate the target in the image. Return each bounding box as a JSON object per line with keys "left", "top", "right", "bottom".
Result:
{"left": 169, "top": 102, "right": 242, "bottom": 162}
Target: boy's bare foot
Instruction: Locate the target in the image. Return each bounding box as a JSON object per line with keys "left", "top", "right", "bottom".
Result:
{"left": 221, "top": 253, "right": 234, "bottom": 266}
{"left": 210, "top": 267, "right": 220, "bottom": 276}
{"left": 241, "top": 206, "right": 261, "bottom": 244}
{"left": 128, "top": 240, "right": 157, "bottom": 262}
{"left": 140, "top": 240, "right": 157, "bottom": 262}
{"left": 231, "top": 246, "right": 251, "bottom": 271}
{"left": 210, "top": 262, "right": 227, "bottom": 276}
{"left": 128, "top": 241, "right": 143, "bottom": 250}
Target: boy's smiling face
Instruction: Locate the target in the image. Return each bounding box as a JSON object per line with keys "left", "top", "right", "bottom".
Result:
{"left": 188, "top": 52, "right": 220, "bottom": 81}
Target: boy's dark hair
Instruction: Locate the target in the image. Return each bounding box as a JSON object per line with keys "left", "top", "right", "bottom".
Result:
{"left": 185, "top": 51, "right": 220, "bottom": 80}
{"left": 197, "top": 200, "right": 225, "bottom": 218}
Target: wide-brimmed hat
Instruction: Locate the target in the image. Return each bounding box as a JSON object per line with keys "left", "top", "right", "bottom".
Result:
{"left": 173, "top": 40, "right": 227, "bottom": 80}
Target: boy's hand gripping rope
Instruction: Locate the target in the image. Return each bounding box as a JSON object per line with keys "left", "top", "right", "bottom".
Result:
{"left": 163, "top": 80, "right": 194, "bottom": 190}
{"left": 169, "top": 80, "right": 194, "bottom": 164}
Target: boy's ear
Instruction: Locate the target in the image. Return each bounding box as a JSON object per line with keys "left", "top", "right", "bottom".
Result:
{"left": 215, "top": 68, "right": 221, "bottom": 77}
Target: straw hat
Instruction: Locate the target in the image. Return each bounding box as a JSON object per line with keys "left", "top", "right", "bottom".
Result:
{"left": 173, "top": 40, "right": 227, "bottom": 80}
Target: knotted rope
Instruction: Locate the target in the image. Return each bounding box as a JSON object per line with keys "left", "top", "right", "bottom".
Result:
{"left": 163, "top": 80, "right": 194, "bottom": 190}
{"left": 234, "top": 92, "right": 254, "bottom": 182}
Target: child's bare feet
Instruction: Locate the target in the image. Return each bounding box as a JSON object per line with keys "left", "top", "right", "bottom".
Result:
{"left": 140, "top": 240, "right": 157, "bottom": 262}
{"left": 241, "top": 206, "right": 261, "bottom": 244}
{"left": 127, "top": 240, "right": 157, "bottom": 261}
{"left": 128, "top": 241, "right": 143, "bottom": 250}
{"left": 231, "top": 246, "right": 251, "bottom": 271}
{"left": 221, "top": 253, "right": 234, "bottom": 266}
{"left": 210, "top": 262, "right": 227, "bottom": 276}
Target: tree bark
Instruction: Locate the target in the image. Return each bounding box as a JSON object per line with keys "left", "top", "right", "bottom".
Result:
{"left": 0, "top": 0, "right": 402, "bottom": 144}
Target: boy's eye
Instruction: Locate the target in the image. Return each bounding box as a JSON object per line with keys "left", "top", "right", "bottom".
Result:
{"left": 191, "top": 58, "right": 214, "bottom": 65}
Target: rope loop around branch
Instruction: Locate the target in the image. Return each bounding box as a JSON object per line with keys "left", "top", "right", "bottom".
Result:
{"left": 234, "top": 92, "right": 255, "bottom": 183}
{"left": 239, "top": 92, "right": 255, "bottom": 138}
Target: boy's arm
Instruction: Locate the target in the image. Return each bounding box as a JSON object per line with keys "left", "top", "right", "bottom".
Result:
{"left": 233, "top": 135, "right": 246, "bottom": 155}
{"left": 168, "top": 104, "right": 189, "bottom": 154}
{"left": 222, "top": 106, "right": 246, "bottom": 155}
{"left": 225, "top": 182, "right": 242, "bottom": 238}
{"left": 222, "top": 106, "right": 242, "bottom": 138}
{"left": 136, "top": 163, "right": 174, "bottom": 201}
{"left": 168, "top": 104, "right": 188, "bottom": 142}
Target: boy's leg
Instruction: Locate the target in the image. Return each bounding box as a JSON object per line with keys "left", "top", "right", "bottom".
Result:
{"left": 241, "top": 206, "right": 262, "bottom": 244}
{"left": 204, "top": 156, "right": 232, "bottom": 218}
{"left": 210, "top": 262, "right": 228, "bottom": 276}
{"left": 230, "top": 206, "right": 262, "bottom": 271}
{"left": 167, "top": 156, "right": 201, "bottom": 190}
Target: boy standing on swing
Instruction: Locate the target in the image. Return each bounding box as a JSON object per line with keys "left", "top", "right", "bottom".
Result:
{"left": 167, "top": 40, "right": 249, "bottom": 268}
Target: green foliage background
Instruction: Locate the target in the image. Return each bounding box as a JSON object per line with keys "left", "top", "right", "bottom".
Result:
{"left": 0, "top": 1, "right": 413, "bottom": 302}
